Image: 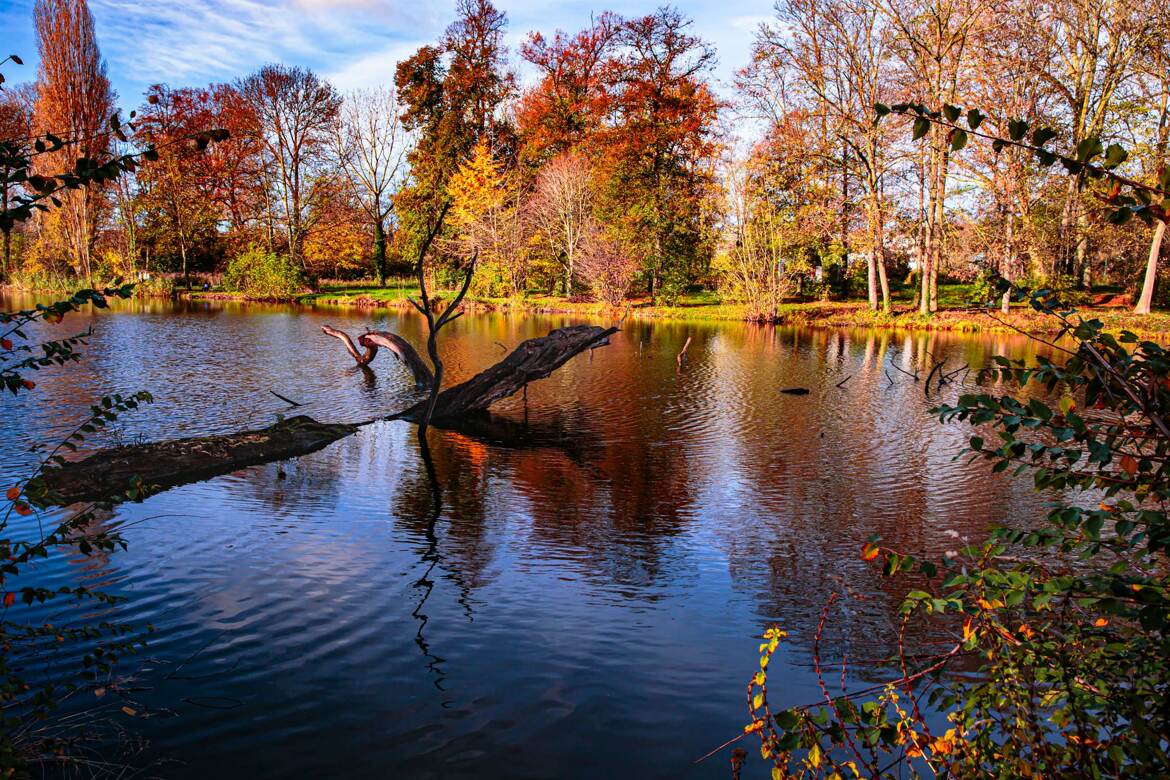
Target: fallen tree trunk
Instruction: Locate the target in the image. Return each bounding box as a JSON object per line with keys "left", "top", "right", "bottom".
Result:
{"left": 37, "top": 416, "right": 359, "bottom": 505}
{"left": 322, "top": 325, "right": 433, "bottom": 388}
{"left": 394, "top": 324, "right": 618, "bottom": 422}
{"left": 40, "top": 325, "right": 618, "bottom": 505}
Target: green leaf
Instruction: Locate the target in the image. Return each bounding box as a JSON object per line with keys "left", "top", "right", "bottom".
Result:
{"left": 966, "top": 108, "right": 985, "bottom": 130}
{"left": 1075, "top": 136, "right": 1103, "bottom": 163}
{"left": 950, "top": 129, "right": 968, "bottom": 151}
{"left": 1103, "top": 143, "right": 1128, "bottom": 170}
{"left": 1007, "top": 119, "right": 1028, "bottom": 141}
{"left": 912, "top": 116, "right": 931, "bottom": 141}
{"left": 942, "top": 104, "right": 961, "bottom": 122}
{"left": 1031, "top": 127, "right": 1057, "bottom": 146}
{"left": 1107, "top": 207, "right": 1133, "bottom": 225}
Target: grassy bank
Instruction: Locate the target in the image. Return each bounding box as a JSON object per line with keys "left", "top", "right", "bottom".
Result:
{"left": 11, "top": 277, "right": 1169, "bottom": 337}
{"left": 260, "top": 281, "right": 1170, "bottom": 337}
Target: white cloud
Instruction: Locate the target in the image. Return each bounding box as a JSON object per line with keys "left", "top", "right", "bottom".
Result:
{"left": 326, "top": 40, "right": 426, "bottom": 92}
{"left": 9, "top": 0, "right": 776, "bottom": 104}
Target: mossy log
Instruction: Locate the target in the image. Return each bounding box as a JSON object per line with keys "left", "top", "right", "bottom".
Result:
{"left": 38, "top": 416, "right": 358, "bottom": 505}
{"left": 40, "top": 325, "right": 617, "bottom": 505}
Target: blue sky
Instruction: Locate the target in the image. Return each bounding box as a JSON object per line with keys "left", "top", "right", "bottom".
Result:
{"left": 0, "top": 0, "right": 774, "bottom": 108}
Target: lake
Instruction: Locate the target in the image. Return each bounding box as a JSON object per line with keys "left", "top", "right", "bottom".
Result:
{"left": 1, "top": 295, "right": 1066, "bottom": 778}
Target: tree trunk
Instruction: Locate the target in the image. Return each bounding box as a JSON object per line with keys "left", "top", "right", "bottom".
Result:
{"left": 1135, "top": 220, "right": 1166, "bottom": 315}
{"left": 374, "top": 217, "right": 387, "bottom": 287}
{"left": 866, "top": 245, "right": 878, "bottom": 310}
{"left": 2, "top": 164, "right": 9, "bottom": 280}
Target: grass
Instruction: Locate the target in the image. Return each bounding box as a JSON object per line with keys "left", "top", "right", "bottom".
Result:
{"left": 149, "top": 278, "right": 1170, "bottom": 338}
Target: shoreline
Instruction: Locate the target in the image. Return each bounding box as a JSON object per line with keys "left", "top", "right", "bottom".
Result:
{"left": 7, "top": 283, "right": 1169, "bottom": 337}
{"left": 191, "top": 289, "right": 1170, "bottom": 338}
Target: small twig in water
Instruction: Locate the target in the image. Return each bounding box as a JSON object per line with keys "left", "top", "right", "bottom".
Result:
{"left": 889, "top": 362, "right": 919, "bottom": 381}
{"left": 269, "top": 389, "right": 303, "bottom": 407}
{"left": 924, "top": 359, "right": 946, "bottom": 397}
{"left": 836, "top": 374, "right": 853, "bottom": 388}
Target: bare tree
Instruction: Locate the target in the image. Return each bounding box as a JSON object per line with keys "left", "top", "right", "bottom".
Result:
{"left": 1134, "top": 18, "right": 1169, "bottom": 315}
{"left": 531, "top": 151, "right": 593, "bottom": 294}
{"left": 32, "top": 0, "right": 114, "bottom": 282}
{"left": 743, "top": 0, "right": 897, "bottom": 312}
{"left": 1023, "top": 0, "right": 1153, "bottom": 284}
{"left": 240, "top": 65, "right": 340, "bottom": 269}
{"left": 576, "top": 227, "right": 637, "bottom": 307}
{"left": 883, "top": 0, "right": 990, "bottom": 313}
{"left": 408, "top": 203, "right": 474, "bottom": 443}
{"left": 331, "top": 86, "right": 412, "bottom": 286}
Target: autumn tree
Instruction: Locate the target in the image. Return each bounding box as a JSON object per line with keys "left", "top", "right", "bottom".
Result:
{"left": 958, "top": 7, "right": 1060, "bottom": 312}
{"left": 31, "top": 0, "right": 115, "bottom": 282}
{"left": 200, "top": 83, "right": 266, "bottom": 254}
{"left": 301, "top": 173, "right": 370, "bottom": 279}
{"left": 741, "top": 0, "right": 898, "bottom": 311}
{"left": 331, "top": 86, "right": 411, "bottom": 286}
{"left": 600, "top": 8, "right": 721, "bottom": 301}
{"left": 576, "top": 228, "right": 637, "bottom": 307}
{"left": 1020, "top": 0, "right": 1154, "bottom": 285}
{"left": 394, "top": 0, "right": 515, "bottom": 260}
{"left": 0, "top": 83, "right": 35, "bottom": 278}
{"left": 447, "top": 140, "right": 527, "bottom": 296}
{"left": 719, "top": 122, "right": 839, "bottom": 319}
{"left": 883, "top": 0, "right": 988, "bottom": 313}
{"left": 135, "top": 85, "right": 219, "bottom": 286}
{"left": 517, "top": 14, "right": 619, "bottom": 166}
{"left": 239, "top": 64, "right": 340, "bottom": 269}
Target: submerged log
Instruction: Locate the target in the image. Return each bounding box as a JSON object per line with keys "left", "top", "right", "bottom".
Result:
{"left": 321, "top": 325, "right": 433, "bottom": 388}
{"left": 37, "top": 416, "right": 359, "bottom": 505}
{"left": 394, "top": 324, "right": 618, "bottom": 422}
{"left": 41, "top": 325, "right": 618, "bottom": 505}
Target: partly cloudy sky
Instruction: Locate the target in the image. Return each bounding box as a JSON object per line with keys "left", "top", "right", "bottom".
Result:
{"left": 0, "top": 0, "right": 773, "bottom": 107}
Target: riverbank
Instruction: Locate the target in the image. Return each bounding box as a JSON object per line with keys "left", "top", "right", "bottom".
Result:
{"left": 8, "top": 280, "right": 1169, "bottom": 337}
{"left": 187, "top": 285, "right": 1170, "bottom": 338}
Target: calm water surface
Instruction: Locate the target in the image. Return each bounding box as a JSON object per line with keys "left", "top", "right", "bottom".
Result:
{"left": 1, "top": 296, "right": 1067, "bottom": 778}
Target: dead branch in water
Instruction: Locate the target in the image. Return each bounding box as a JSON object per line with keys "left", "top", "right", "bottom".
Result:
{"left": 404, "top": 203, "right": 475, "bottom": 443}
{"left": 677, "top": 336, "right": 692, "bottom": 366}
{"left": 269, "top": 390, "right": 303, "bottom": 407}
{"left": 321, "top": 325, "right": 433, "bottom": 388}
{"left": 393, "top": 324, "right": 618, "bottom": 423}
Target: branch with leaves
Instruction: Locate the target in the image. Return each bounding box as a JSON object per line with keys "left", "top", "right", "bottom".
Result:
{"left": 875, "top": 101, "right": 1170, "bottom": 225}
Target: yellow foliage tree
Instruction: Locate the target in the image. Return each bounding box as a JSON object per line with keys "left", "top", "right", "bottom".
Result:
{"left": 447, "top": 141, "right": 529, "bottom": 296}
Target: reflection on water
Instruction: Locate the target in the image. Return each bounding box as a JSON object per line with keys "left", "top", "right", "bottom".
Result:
{"left": 0, "top": 294, "right": 1068, "bottom": 778}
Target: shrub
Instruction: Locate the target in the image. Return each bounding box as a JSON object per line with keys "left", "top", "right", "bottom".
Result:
{"left": 222, "top": 246, "right": 305, "bottom": 300}
{"left": 133, "top": 275, "right": 176, "bottom": 297}
{"left": 742, "top": 287, "right": 1170, "bottom": 778}
{"left": 577, "top": 232, "right": 637, "bottom": 307}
